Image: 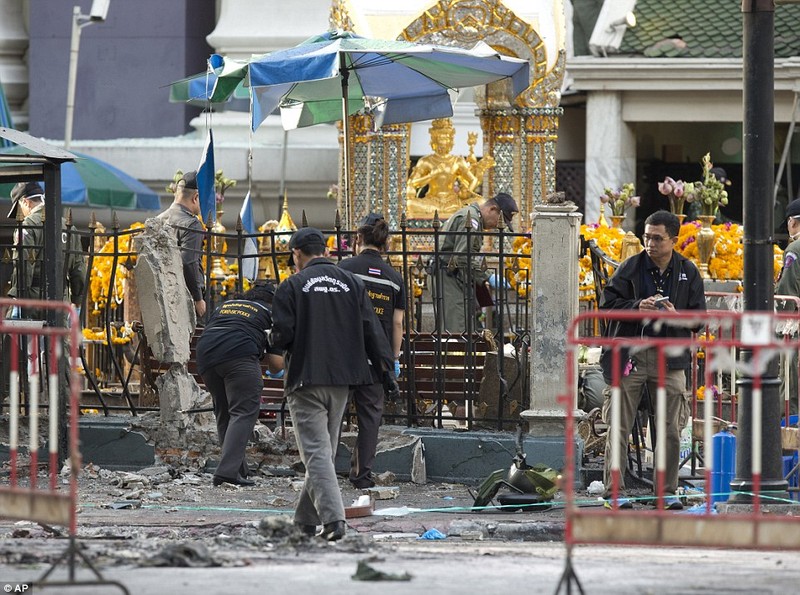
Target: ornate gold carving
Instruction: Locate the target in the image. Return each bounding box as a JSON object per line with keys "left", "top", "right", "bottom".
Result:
{"left": 398, "top": 0, "right": 563, "bottom": 108}
{"left": 329, "top": 0, "right": 355, "bottom": 31}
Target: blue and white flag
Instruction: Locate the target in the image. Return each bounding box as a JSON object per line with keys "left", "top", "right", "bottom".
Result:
{"left": 239, "top": 191, "right": 259, "bottom": 281}
{"left": 197, "top": 129, "right": 216, "bottom": 222}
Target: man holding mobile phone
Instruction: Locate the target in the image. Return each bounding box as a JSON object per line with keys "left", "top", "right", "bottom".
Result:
{"left": 599, "top": 210, "right": 706, "bottom": 510}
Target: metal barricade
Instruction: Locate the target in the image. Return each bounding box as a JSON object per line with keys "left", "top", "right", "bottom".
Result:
{"left": 0, "top": 298, "right": 128, "bottom": 594}
{"left": 557, "top": 308, "right": 800, "bottom": 594}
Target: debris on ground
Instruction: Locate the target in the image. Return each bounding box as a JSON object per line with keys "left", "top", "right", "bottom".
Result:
{"left": 351, "top": 560, "right": 412, "bottom": 581}
{"left": 141, "top": 542, "right": 219, "bottom": 567}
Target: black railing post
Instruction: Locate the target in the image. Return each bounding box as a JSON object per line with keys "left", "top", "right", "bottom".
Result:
{"left": 731, "top": 0, "right": 787, "bottom": 503}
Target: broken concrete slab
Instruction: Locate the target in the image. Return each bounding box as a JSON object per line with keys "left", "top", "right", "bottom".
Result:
{"left": 155, "top": 363, "right": 209, "bottom": 428}
{"left": 134, "top": 217, "right": 195, "bottom": 365}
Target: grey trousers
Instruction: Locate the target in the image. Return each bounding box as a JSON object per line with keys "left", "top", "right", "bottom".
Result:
{"left": 288, "top": 384, "right": 348, "bottom": 526}
{"left": 201, "top": 355, "right": 263, "bottom": 480}
{"left": 602, "top": 348, "right": 687, "bottom": 495}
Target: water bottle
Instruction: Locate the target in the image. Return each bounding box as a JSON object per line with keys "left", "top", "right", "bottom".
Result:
{"left": 710, "top": 427, "right": 736, "bottom": 505}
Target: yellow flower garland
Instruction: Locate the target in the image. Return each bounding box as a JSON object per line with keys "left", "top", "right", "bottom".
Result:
{"left": 675, "top": 221, "right": 783, "bottom": 283}
{"left": 89, "top": 222, "right": 144, "bottom": 314}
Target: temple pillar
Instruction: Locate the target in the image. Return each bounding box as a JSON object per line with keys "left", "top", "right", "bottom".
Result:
{"left": 585, "top": 91, "right": 636, "bottom": 224}
{"left": 521, "top": 202, "right": 581, "bottom": 436}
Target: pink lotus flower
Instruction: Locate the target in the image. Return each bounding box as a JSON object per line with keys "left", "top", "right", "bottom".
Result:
{"left": 658, "top": 176, "right": 675, "bottom": 196}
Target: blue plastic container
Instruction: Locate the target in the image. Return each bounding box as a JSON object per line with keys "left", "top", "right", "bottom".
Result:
{"left": 710, "top": 429, "right": 736, "bottom": 504}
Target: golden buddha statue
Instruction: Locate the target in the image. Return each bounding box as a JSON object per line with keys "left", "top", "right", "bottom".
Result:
{"left": 405, "top": 118, "right": 495, "bottom": 220}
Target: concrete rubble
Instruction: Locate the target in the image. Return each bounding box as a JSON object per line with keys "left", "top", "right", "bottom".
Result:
{"left": 133, "top": 217, "right": 215, "bottom": 450}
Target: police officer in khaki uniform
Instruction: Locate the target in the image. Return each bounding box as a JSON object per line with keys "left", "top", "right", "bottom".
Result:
{"left": 431, "top": 192, "right": 518, "bottom": 333}
{"left": 157, "top": 170, "right": 206, "bottom": 319}
{"left": 7, "top": 181, "right": 85, "bottom": 316}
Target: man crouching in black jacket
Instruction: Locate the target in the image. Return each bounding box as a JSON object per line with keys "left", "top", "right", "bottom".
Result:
{"left": 270, "top": 227, "right": 396, "bottom": 541}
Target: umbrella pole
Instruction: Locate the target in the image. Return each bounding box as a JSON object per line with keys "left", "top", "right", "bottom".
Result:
{"left": 340, "top": 53, "right": 351, "bottom": 225}
{"left": 278, "top": 129, "right": 288, "bottom": 219}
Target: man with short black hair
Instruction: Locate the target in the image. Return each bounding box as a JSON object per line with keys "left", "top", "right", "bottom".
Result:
{"left": 600, "top": 210, "right": 705, "bottom": 510}
{"left": 270, "top": 226, "right": 396, "bottom": 541}
{"left": 431, "top": 192, "right": 519, "bottom": 333}
{"left": 157, "top": 170, "right": 206, "bottom": 318}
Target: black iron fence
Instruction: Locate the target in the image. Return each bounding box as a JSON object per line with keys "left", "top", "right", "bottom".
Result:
{"left": 0, "top": 212, "right": 533, "bottom": 430}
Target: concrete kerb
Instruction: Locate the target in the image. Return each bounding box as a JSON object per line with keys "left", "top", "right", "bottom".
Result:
{"left": 2, "top": 419, "right": 584, "bottom": 488}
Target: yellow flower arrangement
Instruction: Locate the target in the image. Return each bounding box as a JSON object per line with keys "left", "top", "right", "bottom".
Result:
{"left": 578, "top": 223, "right": 627, "bottom": 302}
{"left": 89, "top": 223, "right": 144, "bottom": 314}
{"left": 696, "top": 384, "right": 721, "bottom": 401}
{"left": 81, "top": 323, "right": 134, "bottom": 345}
{"left": 675, "top": 221, "right": 783, "bottom": 282}
{"left": 506, "top": 236, "right": 531, "bottom": 298}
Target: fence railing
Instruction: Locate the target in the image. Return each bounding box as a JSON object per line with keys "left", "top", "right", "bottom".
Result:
{"left": 1, "top": 214, "right": 533, "bottom": 430}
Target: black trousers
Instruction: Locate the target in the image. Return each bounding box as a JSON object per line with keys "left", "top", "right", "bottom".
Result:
{"left": 348, "top": 382, "right": 384, "bottom": 485}
{"left": 201, "top": 355, "right": 262, "bottom": 480}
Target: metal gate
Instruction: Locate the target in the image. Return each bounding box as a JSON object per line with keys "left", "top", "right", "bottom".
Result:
{"left": 0, "top": 298, "right": 128, "bottom": 594}
{"left": 558, "top": 308, "right": 800, "bottom": 593}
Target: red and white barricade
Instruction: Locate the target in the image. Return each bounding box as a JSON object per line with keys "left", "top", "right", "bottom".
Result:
{"left": 558, "top": 308, "right": 800, "bottom": 592}
{"left": 0, "top": 298, "right": 128, "bottom": 594}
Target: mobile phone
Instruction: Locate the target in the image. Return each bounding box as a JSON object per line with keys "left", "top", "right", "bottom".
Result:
{"left": 654, "top": 296, "right": 669, "bottom": 309}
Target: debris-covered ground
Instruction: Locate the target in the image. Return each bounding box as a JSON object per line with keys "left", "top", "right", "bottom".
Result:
{"left": 0, "top": 451, "right": 566, "bottom": 575}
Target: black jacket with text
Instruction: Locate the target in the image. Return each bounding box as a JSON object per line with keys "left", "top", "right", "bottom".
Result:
{"left": 270, "top": 258, "right": 393, "bottom": 394}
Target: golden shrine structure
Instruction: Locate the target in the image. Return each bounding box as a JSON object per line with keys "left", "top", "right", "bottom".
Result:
{"left": 329, "top": 0, "right": 566, "bottom": 231}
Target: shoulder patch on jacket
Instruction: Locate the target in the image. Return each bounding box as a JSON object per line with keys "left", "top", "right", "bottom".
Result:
{"left": 783, "top": 251, "right": 798, "bottom": 271}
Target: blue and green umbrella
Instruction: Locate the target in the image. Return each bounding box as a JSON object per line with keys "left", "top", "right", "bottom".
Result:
{"left": 0, "top": 146, "right": 161, "bottom": 211}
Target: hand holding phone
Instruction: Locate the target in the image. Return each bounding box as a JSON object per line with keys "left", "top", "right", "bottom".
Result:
{"left": 654, "top": 296, "right": 670, "bottom": 309}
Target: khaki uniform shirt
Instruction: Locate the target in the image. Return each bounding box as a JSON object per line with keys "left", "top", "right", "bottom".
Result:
{"left": 8, "top": 204, "right": 86, "bottom": 305}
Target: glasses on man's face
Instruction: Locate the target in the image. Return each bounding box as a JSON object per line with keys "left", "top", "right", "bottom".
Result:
{"left": 643, "top": 234, "right": 673, "bottom": 244}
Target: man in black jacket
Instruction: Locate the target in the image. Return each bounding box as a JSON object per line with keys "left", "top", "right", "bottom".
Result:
{"left": 270, "top": 227, "right": 396, "bottom": 541}
{"left": 600, "top": 210, "right": 705, "bottom": 510}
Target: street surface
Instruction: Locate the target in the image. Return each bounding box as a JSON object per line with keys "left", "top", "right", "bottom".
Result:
{"left": 1, "top": 467, "right": 800, "bottom": 594}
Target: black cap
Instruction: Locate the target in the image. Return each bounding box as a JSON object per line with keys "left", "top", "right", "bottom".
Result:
{"left": 180, "top": 170, "right": 198, "bottom": 190}
{"left": 8, "top": 181, "right": 44, "bottom": 218}
{"left": 787, "top": 199, "right": 800, "bottom": 220}
{"left": 779, "top": 198, "right": 800, "bottom": 233}
{"left": 493, "top": 192, "right": 519, "bottom": 230}
{"left": 360, "top": 212, "right": 384, "bottom": 227}
{"left": 289, "top": 227, "right": 326, "bottom": 250}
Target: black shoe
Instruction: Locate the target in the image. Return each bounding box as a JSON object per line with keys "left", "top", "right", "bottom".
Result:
{"left": 318, "top": 520, "right": 346, "bottom": 542}
{"left": 350, "top": 476, "right": 375, "bottom": 489}
{"left": 294, "top": 522, "right": 317, "bottom": 537}
{"left": 213, "top": 475, "right": 255, "bottom": 487}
